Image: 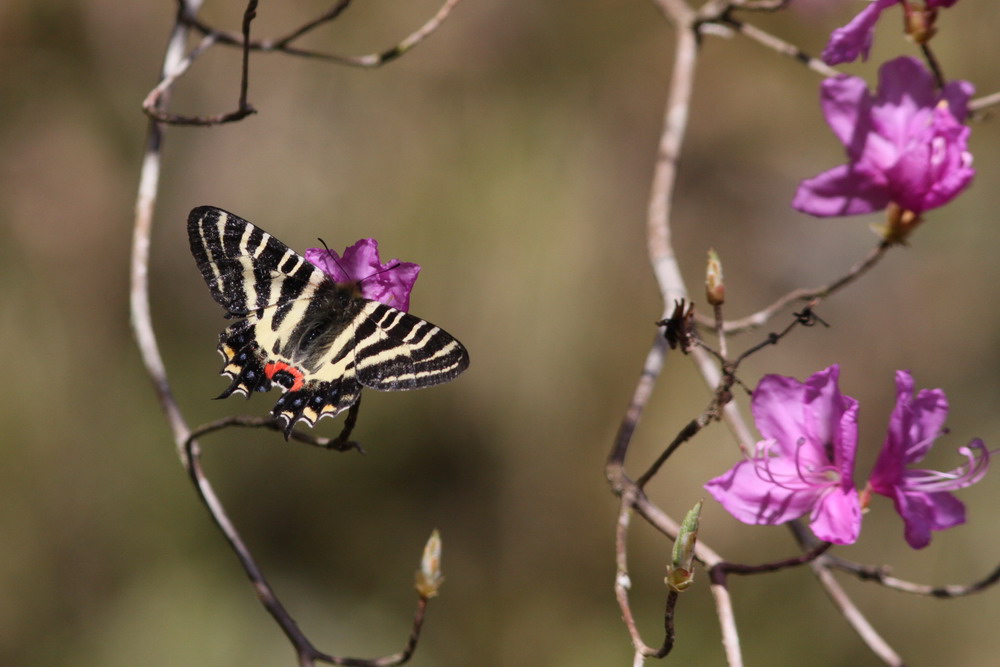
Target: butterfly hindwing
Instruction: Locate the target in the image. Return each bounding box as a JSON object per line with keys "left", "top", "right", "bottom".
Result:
{"left": 188, "top": 205, "right": 469, "bottom": 438}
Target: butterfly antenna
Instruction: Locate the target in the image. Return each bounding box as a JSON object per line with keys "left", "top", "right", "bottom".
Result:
{"left": 315, "top": 237, "right": 402, "bottom": 284}
{"left": 359, "top": 261, "right": 401, "bottom": 285}
{"left": 316, "top": 237, "right": 351, "bottom": 277}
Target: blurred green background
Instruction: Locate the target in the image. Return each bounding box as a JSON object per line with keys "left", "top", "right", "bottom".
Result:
{"left": 1, "top": 1, "right": 998, "bottom": 665}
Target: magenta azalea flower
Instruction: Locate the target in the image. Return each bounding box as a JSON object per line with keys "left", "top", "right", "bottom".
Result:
{"left": 305, "top": 239, "right": 420, "bottom": 312}
{"left": 867, "top": 371, "right": 991, "bottom": 549}
{"left": 793, "top": 57, "right": 974, "bottom": 223}
{"left": 705, "top": 366, "right": 862, "bottom": 545}
{"left": 822, "top": 0, "right": 961, "bottom": 65}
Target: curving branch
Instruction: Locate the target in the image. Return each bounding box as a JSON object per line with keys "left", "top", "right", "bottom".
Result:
{"left": 144, "top": 0, "right": 463, "bottom": 126}
{"left": 181, "top": 0, "right": 463, "bottom": 68}
{"left": 706, "top": 241, "right": 891, "bottom": 334}
{"left": 826, "top": 557, "right": 1000, "bottom": 598}
{"left": 183, "top": 421, "right": 432, "bottom": 667}
{"left": 130, "top": 0, "right": 460, "bottom": 662}
{"left": 143, "top": 0, "right": 257, "bottom": 125}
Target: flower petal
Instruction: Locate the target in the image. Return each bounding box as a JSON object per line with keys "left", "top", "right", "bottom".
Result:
{"left": 893, "top": 488, "right": 966, "bottom": 549}
{"left": 793, "top": 164, "right": 890, "bottom": 217}
{"left": 821, "top": 0, "right": 897, "bottom": 65}
{"left": 750, "top": 373, "right": 809, "bottom": 455}
{"left": 305, "top": 240, "right": 421, "bottom": 311}
{"left": 810, "top": 485, "right": 862, "bottom": 544}
{"left": 801, "top": 365, "right": 845, "bottom": 451}
{"left": 820, "top": 75, "right": 874, "bottom": 156}
{"left": 941, "top": 79, "right": 975, "bottom": 122}
{"left": 705, "top": 459, "right": 820, "bottom": 526}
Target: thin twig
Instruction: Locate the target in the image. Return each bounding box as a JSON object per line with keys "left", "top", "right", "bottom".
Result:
{"left": 637, "top": 419, "right": 702, "bottom": 489}
{"left": 606, "top": 334, "right": 669, "bottom": 476}
{"left": 144, "top": 0, "right": 258, "bottom": 125}
{"left": 713, "top": 303, "right": 728, "bottom": 361}
{"left": 721, "top": 16, "right": 840, "bottom": 78}
{"left": 142, "top": 34, "right": 218, "bottom": 117}
{"left": 787, "top": 522, "right": 903, "bottom": 665}
{"left": 273, "top": 0, "right": 353, "bottom": 48}
{"left": 920, "top": 42, "right": 946, "bottom": 90}
{"left": 188, "top": 414, "right": 365, "bottom": 452}
{"left": 708, "top": 578, "right": 742, "bottom": 667}
{"left": 969, "top": 90, "right": 1000, "bottom": 113}
{"left": 183, "top": 431, "right": 326, "bottom": 663}
{"left": 826, "top": 557, "right": 1000, "bottom": 598}
{"left": 729, "top": 0, "right": 791, "bottom": 10}
{"left": 184, "top": 425, "right": 430, "bottom": 667}
{"left": 713, "top": 542, "right": 832, "bottom": 578}
{"left": 131, "top": 0, "right": 204, "bottom": 464}
{"left": 614, "top": 489, "right": 678, "bottom": 660}
{"left": 730, "top": 307, "right": 827, "bottom": 366}
{"left": 183, "top": 0, "right": 462, "bottom": 68}
{"left": 715, "top": 241, "right": 891, "bottom": 334}
{"left": 810, "top": 563, "right": 904, "bottom": 666}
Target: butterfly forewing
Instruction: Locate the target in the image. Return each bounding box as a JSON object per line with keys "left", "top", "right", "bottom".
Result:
{"left": 188, "top": 205, "right": 469, "bottom": 438}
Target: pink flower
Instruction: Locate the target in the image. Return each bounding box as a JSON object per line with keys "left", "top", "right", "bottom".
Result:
{"left": 705, "top": 366, "right": 862, "bottom": 545}
{"left": 822, "top": 0, "right": 960, "bottom": 66}
{"left": 867, "top": 371, "right": 992, "bottom": 549}
{"left": 793, "top": 57, "right": 974, "bottom": 221}
{"left": 305, "top": 239, "right": 420, "bottom": 312}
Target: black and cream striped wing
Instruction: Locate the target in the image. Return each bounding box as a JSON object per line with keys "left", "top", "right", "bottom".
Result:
{"left": 188, "top": 205, "right": 468, "bottom": 438}
{"left": 188, "top": 205, "right": 322, "bottom": 318}
{"left": 348, "top": 300, "right": 469, "bottom": 391}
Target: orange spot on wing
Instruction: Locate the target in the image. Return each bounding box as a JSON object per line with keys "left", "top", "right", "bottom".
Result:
{"left": 264, "top": 361, "right": 305, "bottom": 392}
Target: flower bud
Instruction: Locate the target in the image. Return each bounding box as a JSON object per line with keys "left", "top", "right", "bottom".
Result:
{"left": 875, "top": 202, "right": 922, "bottom": 244}
{"left": 415, "top": 529, "right": 444, "bottom": 598}
{"left": 665, "top": 501, "right": 702, "bottom": 592}
{"left": 705, "top": 249, "right": 725, "bottom": 306}
{"left": 905, "top": 8, "right": 937, "bottom": 45}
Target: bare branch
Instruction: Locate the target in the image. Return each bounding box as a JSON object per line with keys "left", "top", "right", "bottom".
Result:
{"left": 969, "top": 90, "right": 1000, "bottom": 114}
{"left": 809, "top": 562, "right": 904, "bottom": 666}
{"left": 720, "top": 16, "right": 840, "bottom": 78}
{"left": 712, "top": 542, "right": 832, "bottom": 578}
{"left": 606, "top": 334, "right": 669, "bottom": 476}
{"left": 920, "top": 42, "right": 947, "bottom": 90}
{"left": 273, "top": 0, "right": 353, "bottom": 48}
{"left": 713, "top": 241, "right": 891, "bottom": 334}
{"left": 187, "top": 414, "right": 365, "bottom": 452}
{"left": 144, "top": 0, "right": 258, "bottom": 126}
{"left": 183, "top": 424, "right": 431, "bottom": 666}
{"left": 183, "top": 0, "right": 463, "bottom": 69}
{"left": 826, "top": 557, "right": 1000, "bottom": 598}
{"left": 614, "top": 490, "right": 678, "bottom": 660}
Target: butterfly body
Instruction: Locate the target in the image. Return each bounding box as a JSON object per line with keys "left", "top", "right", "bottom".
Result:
{"left": 188, "top": 206, "right": 469, "bottom": 437}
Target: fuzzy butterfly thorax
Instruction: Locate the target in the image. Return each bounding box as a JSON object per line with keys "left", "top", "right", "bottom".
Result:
{"left": 188, "top": 206, "right": 469, "bottom": 438}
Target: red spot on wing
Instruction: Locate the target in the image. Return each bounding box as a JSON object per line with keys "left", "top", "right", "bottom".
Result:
{"left": 264, "top": 361, "right": 305, "bottom": 392}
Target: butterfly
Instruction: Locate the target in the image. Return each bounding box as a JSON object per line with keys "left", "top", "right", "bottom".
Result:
{"left": 188, "top": 206, "right": 469, "bottom": 439}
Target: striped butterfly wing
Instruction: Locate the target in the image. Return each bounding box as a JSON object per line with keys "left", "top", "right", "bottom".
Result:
{"left": 351, "top": 300, "right": 470, "bottom": 391}
{"left": 188, "top": 206, "right": 468, "bottom": 438}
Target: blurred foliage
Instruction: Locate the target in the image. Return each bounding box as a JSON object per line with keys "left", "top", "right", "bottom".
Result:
{"left": 0, "top": 1, "right": 998, "bottom": 665}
